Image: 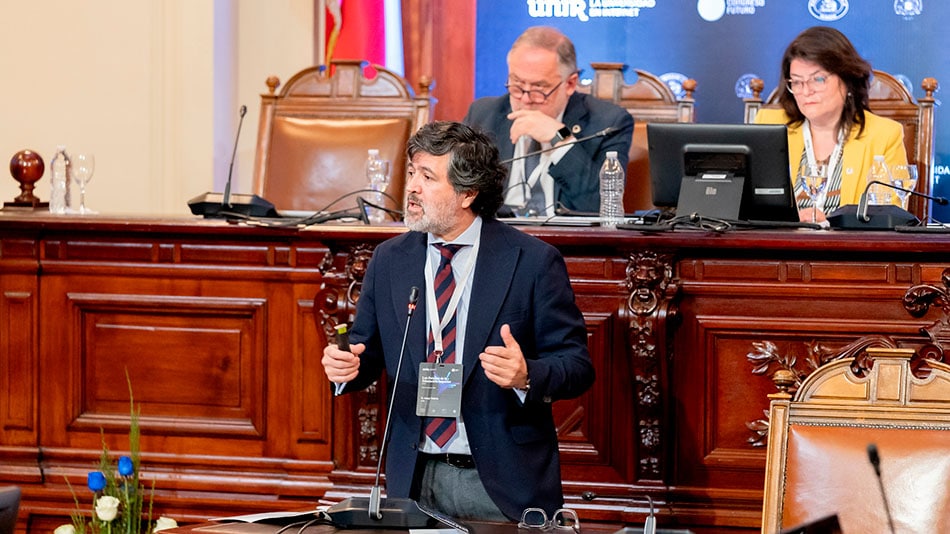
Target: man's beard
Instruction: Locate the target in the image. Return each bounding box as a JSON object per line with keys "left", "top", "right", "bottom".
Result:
{"left": 405, "top": 194, "right": 456, "bottom": 236}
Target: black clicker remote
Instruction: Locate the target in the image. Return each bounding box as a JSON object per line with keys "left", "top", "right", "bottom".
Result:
{"left": 335, "top": 324, "right": 350, "bottom": 351}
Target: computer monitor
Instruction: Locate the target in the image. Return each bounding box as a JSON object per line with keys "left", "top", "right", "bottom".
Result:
{"left": 647, "top": 123, "right": 798, "bottom": 222}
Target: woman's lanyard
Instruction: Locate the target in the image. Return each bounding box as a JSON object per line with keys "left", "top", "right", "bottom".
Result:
{"left": 802, "top": 120, "right": 845, "bottom": 170}
{"left": 423, "top": 240, "right": 479, "bottom": 362}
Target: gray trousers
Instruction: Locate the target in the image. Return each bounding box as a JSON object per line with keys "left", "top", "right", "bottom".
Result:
{"left": 417, "top": 459, "right": 509, "bottom": 522}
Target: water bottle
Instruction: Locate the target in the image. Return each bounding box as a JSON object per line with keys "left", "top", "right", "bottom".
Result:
{"left": 365, "top": 149, "right": 385, "bottom": 224}
{"left": 866, "top": 155, "right": 892, "bottom": 205}
{"left": 49, "top": 146, "right": 71, "bottom": 214}
{"left": 599, "top": 150, "right": 625, "bottom": 227}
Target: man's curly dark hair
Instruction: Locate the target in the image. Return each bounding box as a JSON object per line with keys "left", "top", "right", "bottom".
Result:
{"left": 407, "top": 121, "right": 507, "bottom": 219}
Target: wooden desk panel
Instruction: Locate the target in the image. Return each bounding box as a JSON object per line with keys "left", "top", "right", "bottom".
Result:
{"left": 3, "top": 213, "right": 950, "bottom": 533}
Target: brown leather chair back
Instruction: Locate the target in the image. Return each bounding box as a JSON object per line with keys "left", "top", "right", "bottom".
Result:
{"left": 252, "top": 60, "right": 434, "bottom": 214}
{"left": 577, "top": 63, "right": 696, "bottom": 212}
{"left": 744, "top": 71, "right": 938, "bottom": 220}
{"left": 762, "top": 347, "right": 950, "bottom": 533}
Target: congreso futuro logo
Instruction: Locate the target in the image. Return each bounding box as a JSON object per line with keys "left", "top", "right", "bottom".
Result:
{"left": 695, "top": 0, "right": 860, "bottom": 22}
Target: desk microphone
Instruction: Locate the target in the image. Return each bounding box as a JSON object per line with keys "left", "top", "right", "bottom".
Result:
{"left": 827, "top": 180, "right": 948, "bottom": 230}
{"left": 499, "top": 126, "right": 617, "bottom": 165}
{"left": 327, "top": 287, "right": 434, "bottom": 529}
{"left": 188, "top": 105, "right": 278, "bottom": 218}
{"left": 867, "top": 443, "right": 897, "bottom": 534}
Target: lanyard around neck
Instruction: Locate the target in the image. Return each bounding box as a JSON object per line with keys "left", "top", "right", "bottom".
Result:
{"left": 423, "top": 240, "right": 478, "bottom": 358}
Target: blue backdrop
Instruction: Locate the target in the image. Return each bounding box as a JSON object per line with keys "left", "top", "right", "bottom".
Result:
{"left": 474, "top": 0, "right": 949, "bottom": 220}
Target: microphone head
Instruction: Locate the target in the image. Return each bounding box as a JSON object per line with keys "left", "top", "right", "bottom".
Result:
{"left": 409, "top": 286, "right": 420, "bottom": 305}
{"left": 867, "top": 442, "right": 881, "bottom": 472}
{"left": 857, "top": 180, "right": 876, "bottom": 222}
{"left": 239, "top": 105, "right": 247, "bottom": 117}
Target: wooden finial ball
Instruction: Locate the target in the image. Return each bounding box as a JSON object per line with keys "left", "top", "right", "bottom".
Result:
{"left": 10, "top": 149, "right": 44, "bottom": 184}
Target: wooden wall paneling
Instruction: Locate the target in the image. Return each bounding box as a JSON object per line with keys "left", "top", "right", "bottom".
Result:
{"left": 0, "top": 231, "right": 41, "bottom": 483}
{"left": 20, "top": 222, "right": 336, "bottom": 530}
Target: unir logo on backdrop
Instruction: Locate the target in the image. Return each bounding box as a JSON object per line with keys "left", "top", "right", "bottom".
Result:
{"left": 526, "top": 0, "right": 657, "bottom": 21}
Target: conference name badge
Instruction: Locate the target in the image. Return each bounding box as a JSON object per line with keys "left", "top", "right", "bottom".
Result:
{"left": 416, "top": 362, "right": 463, "bottom": 417}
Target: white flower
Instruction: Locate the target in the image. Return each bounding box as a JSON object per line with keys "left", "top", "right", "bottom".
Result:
{"left": 54, "top": 525, "right": 76, "bottom": 534}
{"left": 154, "top": 517, "right": 179, "bottom": 532}
{"left": 95, "top": 495, "right": 121, "bottom": 522}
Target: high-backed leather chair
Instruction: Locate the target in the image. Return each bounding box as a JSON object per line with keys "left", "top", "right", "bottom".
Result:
{"left": 577, "top": 63, "right": 696, "bottom": 212}
{"left": 0, "top": 486, "right": 20, "bottom": 534}
{"left": 252, "top": 60, "right": 434, "bottom": 214}
{"left": 743, "top": 71, "right": 938, "bottom": 220}
{"left": 761, "top": 347, "right": 950, "bottom": 533}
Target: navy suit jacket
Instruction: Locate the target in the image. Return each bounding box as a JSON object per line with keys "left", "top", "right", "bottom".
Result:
{"left": 463, "top": 92, "right": 634, "bottom": 213}
{"left": 341, "top": 218, "right": 594, "bottom": 519}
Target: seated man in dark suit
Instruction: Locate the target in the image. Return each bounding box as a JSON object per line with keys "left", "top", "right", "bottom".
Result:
{"left": 463, "top": 25, "right": 634, "bottom": 216}
{"left": 321, "top": 121, "right": 595, "bottom": 522}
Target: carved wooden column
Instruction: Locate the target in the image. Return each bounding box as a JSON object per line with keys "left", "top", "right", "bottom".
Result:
{"left": 624, "top": 250, "right": 678, "bottom": 482}
{"left": 313, "top": 243, "right": 380, "bottom": 475}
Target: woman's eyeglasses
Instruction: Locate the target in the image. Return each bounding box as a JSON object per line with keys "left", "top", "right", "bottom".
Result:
{"left": 786, "top": 74, "right": 829, "bottom": 94}
{"left": 518, "top": 508, "right": 580, "bottom": 533}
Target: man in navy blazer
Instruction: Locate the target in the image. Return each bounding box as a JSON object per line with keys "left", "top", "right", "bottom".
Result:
{"left": 322, "top": 121, "right": 594, "bottom": 522}
{"left": 463, "top": 26, "right": 633, "bottom": 215}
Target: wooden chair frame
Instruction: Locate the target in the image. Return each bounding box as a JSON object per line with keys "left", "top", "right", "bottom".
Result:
{"left": 744, "top": 71, "right": 938, "bottom": 220}
{"left": 578, "top": 63, "right": 696, "bottom": 212}
{"left": 762, "top": 347, "right": 950, "bottom": 533}
{"left": 252, "top": 60, "right": 434, "bottom": 214}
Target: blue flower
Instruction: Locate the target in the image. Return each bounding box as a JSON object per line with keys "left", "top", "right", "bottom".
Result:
{"left": 87, "top": 471, "right": 106, "bottom": 492}
{"left": 118, "top": 456, "right": 134, "bottom": 477}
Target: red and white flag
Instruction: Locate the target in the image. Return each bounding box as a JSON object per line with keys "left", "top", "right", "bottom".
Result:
{"left": 321, "top": 0, "right": 403, "bottom": 74}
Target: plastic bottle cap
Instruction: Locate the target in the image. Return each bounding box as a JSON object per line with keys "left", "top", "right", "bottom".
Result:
{"left": 606, "top": 151, "right": 618, "bottom": 158}
{"left": 368, "top": 149, "right": 380, "bottom": 156}
{"left": 873, "top": 155, "right": 885, "bottom": 161}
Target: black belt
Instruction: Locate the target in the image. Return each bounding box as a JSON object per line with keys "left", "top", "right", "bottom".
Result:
{"left": 420, "top": 452, "right": 476, "bottom": 469}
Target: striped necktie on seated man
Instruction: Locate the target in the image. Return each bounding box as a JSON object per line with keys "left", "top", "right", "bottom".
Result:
{"left": 522, "top": 139, "right": 548, "bottom": 216}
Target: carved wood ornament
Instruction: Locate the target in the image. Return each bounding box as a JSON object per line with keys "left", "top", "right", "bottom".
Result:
{"left": 747, "top": 267, "right": 950, "bottom": 446}
{"left": 625, "top": 251, "right": 678, "bottom": 479}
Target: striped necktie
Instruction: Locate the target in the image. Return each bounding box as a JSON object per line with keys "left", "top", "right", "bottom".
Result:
{"left": 523, "top": 139, "right": 547, "bottom": 215}
{"left": 424, "top": 243, "right": 464, "bottom": 447}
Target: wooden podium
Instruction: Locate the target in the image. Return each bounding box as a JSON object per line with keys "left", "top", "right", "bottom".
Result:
{"left": 4, "top": 212, "right": 950, "bottom": 532}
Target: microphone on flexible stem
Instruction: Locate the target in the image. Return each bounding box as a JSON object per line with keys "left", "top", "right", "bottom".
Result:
{"left": 327, "top": 288, "right": 434, "bottom": 529}
{"left": 369, "top": 286, "right": 418, "bottom": 520}
{"left": 499, "top": 126, "right": 618, "bottom": 165}
{"left": 642, "top": 495, "right": 656, "bottom": 534}
{"left": 827, "top": 180, "right": 948, "bottom": 230}
{"left": 221, "top": 105, "right": 247, "bottom": 208}
{"left": 188, "top": 105, "right": 278, "bottom": 218}
{"left": 867, "top": 443, "right": 897, "bottom": 534}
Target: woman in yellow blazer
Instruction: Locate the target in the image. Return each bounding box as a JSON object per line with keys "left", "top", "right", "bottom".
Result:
{"left": 754, "top": 26, "right": 906, "bottom": 222}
